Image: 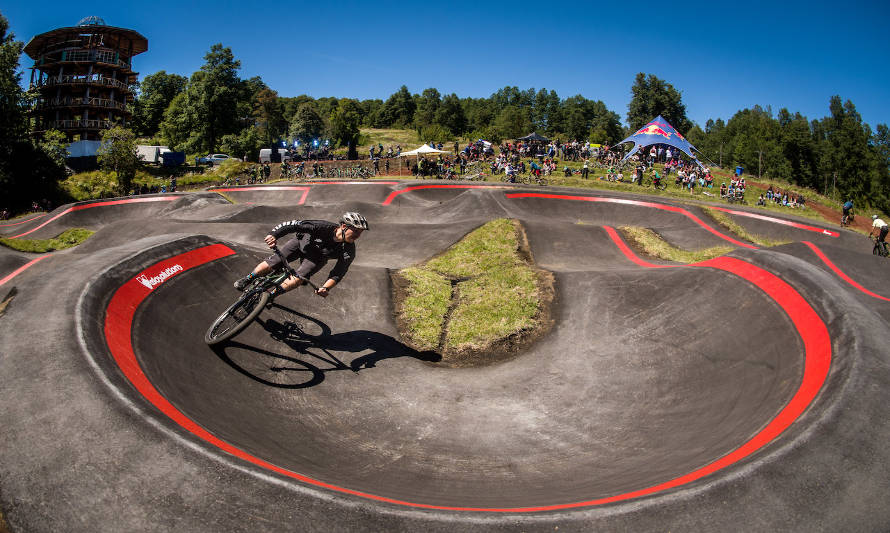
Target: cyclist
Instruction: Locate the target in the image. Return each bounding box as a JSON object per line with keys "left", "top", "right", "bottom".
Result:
{"left": 869, "top": 214, "right": 888, "bottom": 253}
{"left": 842, "top": 199, "right": 854, "bottom": 225}
{"left": 651, "top": 167, "right": 663, "bottom": 188}
{"left": 233, "top": 212, "right": 369, "bottom": 299}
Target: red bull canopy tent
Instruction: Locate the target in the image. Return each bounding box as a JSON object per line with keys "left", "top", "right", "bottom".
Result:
{"left": 617, "top": 115, "right": 699, "bottom": 163}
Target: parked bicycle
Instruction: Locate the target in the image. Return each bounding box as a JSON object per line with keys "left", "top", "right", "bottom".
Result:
{"left": 205, "top": 246, "right": 320, "bottom": 345}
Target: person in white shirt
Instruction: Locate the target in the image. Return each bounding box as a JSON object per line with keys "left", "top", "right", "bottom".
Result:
{"left": 869, "top": 214, "right": 888, "bottom": 245}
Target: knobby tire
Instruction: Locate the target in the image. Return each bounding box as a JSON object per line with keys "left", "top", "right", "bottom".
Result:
{"left": 204, "top": 290, "right": 270, "bottom": 345}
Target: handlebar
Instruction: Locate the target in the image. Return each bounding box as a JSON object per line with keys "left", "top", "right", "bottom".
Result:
{"left": 271, "top": 245, "right": 320, "bottom": 291}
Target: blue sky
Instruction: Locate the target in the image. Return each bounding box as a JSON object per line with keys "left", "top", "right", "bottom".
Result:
{"left": 5, "top": 0, "right": 889, "bottom": 130}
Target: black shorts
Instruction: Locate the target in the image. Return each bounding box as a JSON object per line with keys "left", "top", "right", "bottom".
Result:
{"left": 880, "top": 225, "right": 888, "bottom": 242}
{"left": 265, "top": 236, "right": 326, "bottom": 279}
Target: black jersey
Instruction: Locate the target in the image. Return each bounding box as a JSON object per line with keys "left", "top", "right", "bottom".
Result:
{"left": 270, "top": 220, "right": 355, "bottom": 282}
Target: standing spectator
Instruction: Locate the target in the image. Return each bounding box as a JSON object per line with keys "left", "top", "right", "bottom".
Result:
{"left": 582, "top": 159, "right": 590, "bottom": 179}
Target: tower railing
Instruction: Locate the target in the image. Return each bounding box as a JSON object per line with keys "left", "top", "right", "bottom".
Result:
{"left": 35, "top": 96, "right": 128, "bottom": 112}
{"left": 32, "top": 74, "right": 131, "bottom": 92}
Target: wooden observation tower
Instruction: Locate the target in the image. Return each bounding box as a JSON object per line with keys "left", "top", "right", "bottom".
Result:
{"left": 24, "top": 16, "right": 148, "bottom": 141}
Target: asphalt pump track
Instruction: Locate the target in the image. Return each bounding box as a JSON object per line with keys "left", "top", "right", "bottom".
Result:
{"left": 1, "top": 181, "right": 888, "bottom": 531}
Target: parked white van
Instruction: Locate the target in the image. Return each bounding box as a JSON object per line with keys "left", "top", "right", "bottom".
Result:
{"left": 259, "top": 148, "right": 291, "bottom": 163}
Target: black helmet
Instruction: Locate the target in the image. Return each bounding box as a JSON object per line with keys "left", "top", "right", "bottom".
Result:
{"left": 340, "top": 212, "right": 369, "bottom": 230}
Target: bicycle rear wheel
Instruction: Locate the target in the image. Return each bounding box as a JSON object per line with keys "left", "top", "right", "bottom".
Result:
{"left": 204, "top": 290, "right": 270, "bottom": 345}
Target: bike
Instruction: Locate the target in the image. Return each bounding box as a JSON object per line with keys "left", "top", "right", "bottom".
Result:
{"left": 872, "top": 236, "right": 889, "bottom": 258}
{"left": 841, "top": 212, "right": 854, "bottom": 227}
{"left": 643, "top": 176, "right": 667, "bottom": 190}
{"left": 204, "top": 247, "right": 319, "bottom": 345}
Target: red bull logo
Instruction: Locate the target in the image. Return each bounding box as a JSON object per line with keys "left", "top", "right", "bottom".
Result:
{"left": 635, "top": 124, "right": 673, "bottom": 139}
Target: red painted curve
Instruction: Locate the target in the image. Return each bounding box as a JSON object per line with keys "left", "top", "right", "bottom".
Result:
{"left": 10, "top": 197, "right": 179, "bottom": 239}
{"left": 381, "top": 184, "right": 512, "bottom": 205}
{"left": 310, "top": 181, "right": 401, "bottom": 185}
{"left": 710, "top": 206, "right": 839, "bottom": 238}
{"left": 0, "top": 213, "right": 47, "bottom": 227}
{"left": 801, "top": 241, "right": 890, "bottom": 301}
{"left": 0, "top": 256, "right": 50, "bottom": 287}
{"left": 508, "top": 192, "right": 757, "bottom": 249}
{"left": 102, "top": 240, "right": 831, "bottom": 512}
{"left": 210, "top": 186, "right": 310, "bottom": 205}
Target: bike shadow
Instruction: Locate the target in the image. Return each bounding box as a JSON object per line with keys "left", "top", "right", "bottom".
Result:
{"left": 209, "top": 304, "right": 440, "bottom": 389}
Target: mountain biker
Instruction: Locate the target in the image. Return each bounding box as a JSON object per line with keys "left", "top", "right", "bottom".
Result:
{"left": 233, "top": 212, "right": 369, "bottom": 299}
{"left": 869, "top": 214, "right": 888, "bottom": 249}
{"left": 842, "top": 200, "right": 854, "bottom": 224}
{"left": 651, "top": 167, "right": 662, "bottom": 188}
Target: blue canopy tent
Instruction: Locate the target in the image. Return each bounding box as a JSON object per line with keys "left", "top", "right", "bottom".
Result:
{"left": 617, "top": 115, "right": 699, "bottom": 165}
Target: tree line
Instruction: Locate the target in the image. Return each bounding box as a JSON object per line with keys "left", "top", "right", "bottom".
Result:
{"left": 131, "top": 52, "right": 890, "bottom": 211}
{"left": 1, "top": 9, "right": 888, "bottom": 213}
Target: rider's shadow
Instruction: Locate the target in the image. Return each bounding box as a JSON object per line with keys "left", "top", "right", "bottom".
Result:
{"left": 210, "top": 304, "right": 440, "bottom": 389}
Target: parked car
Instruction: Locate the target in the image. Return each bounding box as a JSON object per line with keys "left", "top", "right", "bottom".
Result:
{"left": 198, "top": 153, "right": 234, "bottom": 166}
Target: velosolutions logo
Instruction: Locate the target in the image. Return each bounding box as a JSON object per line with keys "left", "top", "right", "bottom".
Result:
{"left": 136, "top": 264, "right": 184, "bottom": 291}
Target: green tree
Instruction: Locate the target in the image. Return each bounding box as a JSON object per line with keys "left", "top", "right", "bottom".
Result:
{"left": 253, "top": 87, "right": 286, "bottom": 147}
{"left": 777, "top": 108, "right": 818, "bottom": 189}
{"left": 160, "top": 44, "right": 243, "bottom": 153}
{"left": 872, "top": 124, "right": 890, "bottom": 212}
{"left": 289, "top": 102, "right": 326, "bottom": 145}
{"left": 39, "top": 129, "right": 69, "bottom": 169}
{"left": 0, "top": 11, "right": 66, "bottom": 210}
{"left": 159, "top": 89, "right": 200, "bottom": 152}
{"left": 464, "top": 97, "right": 495, "bottom": 132}
{"left": 627, "top": 73, "right": 691, "bottom": 133}
{"left": 434, "top": 93, "right": 467, "bottom": 135}
{"left": 360, "top": 98, "right": 384, "bottom": 127}
{"left": 219, "top": 127, "right": 263, "bottom": 161}
{"left": 534, "top": 89, "right": 563, "bottom": 136}
{"left": 494, "top": 105, "right": 531, "bottom": 140}
{"left": 97, "top": 126, "right": 139, "bottom": 195}
{"left": 414, "top": 87, "right": 441, "bottom": 133}
{"left": 131, "top": 71, "right": 187, "bottom": 137}
{"left": 818, "top": 96, "right": 875, "bottom": 201}
{"left": 199, "top": 44, "right": 242, "bottom": 151}
{"left": 377, "top": 85, "right": 415, "bottom": 127}
{"left": 0, "top": 10, "right": 27, "bottom": 197}
{"left": 329, "top": 99, "right": 362, "bottom": 156}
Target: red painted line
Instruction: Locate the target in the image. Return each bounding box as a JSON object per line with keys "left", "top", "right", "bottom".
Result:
{"left": 382, "top": 184, "right": 512, "bottom": 206}
{"left": 310, "top": 181, "right": 401, "bottom": 185}
{"left": 508, "top": 193, "right": 757, "bottom": 249}
{"left": 602, "top": 226, "right": 670, "bottom": 269}
{"left": 10, "top": 197, "right": 179, "bottom": 239}
{"left": 0, "top": 213, "right": 47, "bottom": 227}
{"left": 210, "top": 186, "right": 310, "bottom": 205}
{"left": 0, "top": 256, "right": 49, "bottom": 287}
{"left": 102, "top": 235, "right": 831, "bottom": 512}
{"left": 710, "top": 206, "right": 839, "bottom": 238}
{"left": 209, "top": 186, "right": 308, "bottom": 191}
{"left": 801, "top": 241, "right": 890, "bottom": 301}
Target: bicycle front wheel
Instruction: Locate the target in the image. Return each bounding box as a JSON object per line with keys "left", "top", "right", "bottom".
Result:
{"left": 204, "top": 290, "right": 270, "bottom": 345}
